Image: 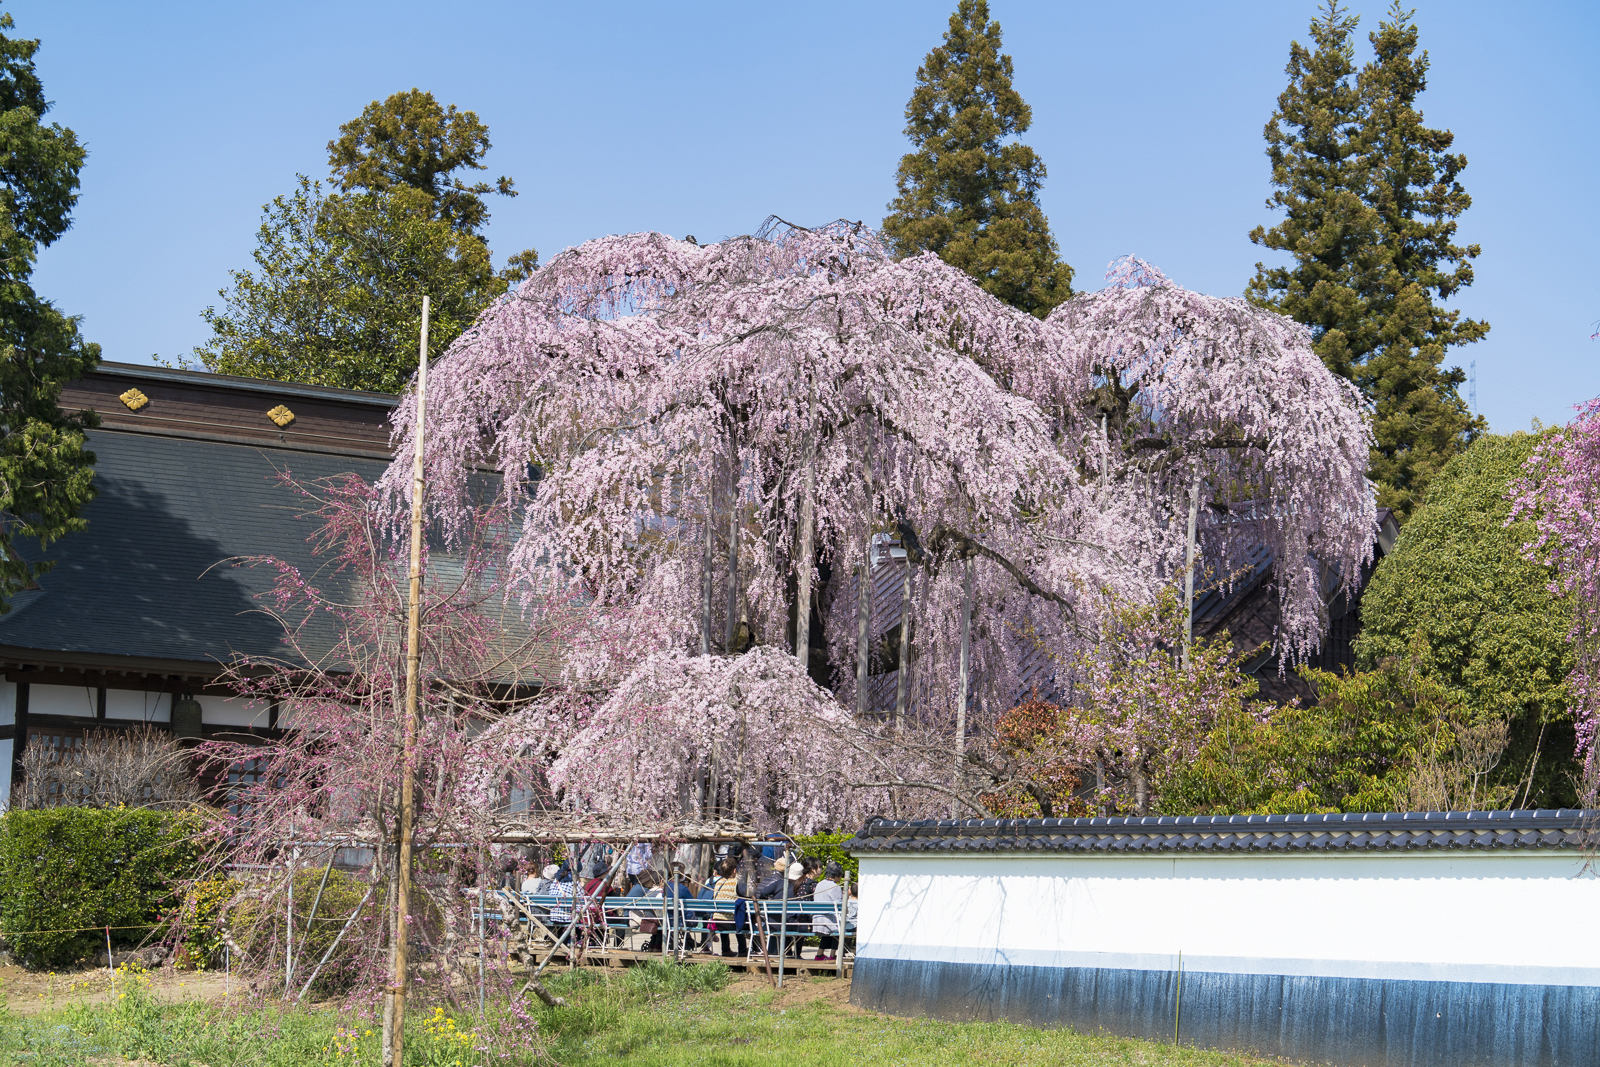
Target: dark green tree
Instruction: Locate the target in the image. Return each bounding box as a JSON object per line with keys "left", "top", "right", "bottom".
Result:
{"left": 195, "top": 179, "right": 505, "bottom": 394}
{"left": 1355, "top": 432, "right": 1577, "bottom": 808}
{"left": 0, "top": 7, "right": 99, "bottom": 612}
{"left": 328, "top": 88, "right": 533, "bottom": 267}
{"left": 1249, "top": 2, "right": 1485, "bottom": 519}
{"left": 883, "top": 0, "right": 1071, "bottom": 318}
{"left": 1356, "top": 4, "right": 1487, "bottom": 516}
{"left": 195, "top": 90, "right": 537, "bottom": 392}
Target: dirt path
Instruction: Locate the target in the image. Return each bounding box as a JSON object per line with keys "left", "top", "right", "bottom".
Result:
{"left": 723, "top": 971, "right": 862, "bottom": 1013}
{"left": 0, "top": 962, "right": 231, "bottom": 1016}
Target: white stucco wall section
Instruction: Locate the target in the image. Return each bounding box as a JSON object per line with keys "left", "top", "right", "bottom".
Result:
{"left": 0, "top": 680, "right": 14, "bottom": 727}
{"left": 197, "top": 695, "right": 271, "bottom": 727}
{"left": 0, "top": 737, "right": 11, "bottom": 810}
{"left": 106, "top": 689, "right": 171, "bottom": 722}
{"left": 857, "top": 852, "right": 1600, "bottom": 987}
{"left": 28, "top": 683, "right": 98, "bottom": 718}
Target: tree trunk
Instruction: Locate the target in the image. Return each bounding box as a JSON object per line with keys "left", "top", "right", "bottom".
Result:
{"left": 893, "top": 560, "right": 912, "bottom": 731}
{"left": 701, "top": 492, "right": 714, "bottom": 656}
{"left": 957, "top": 554, "right": 973, "bottom": 762}
{"left": 855, "top": 553, "right": 871, "bottom": 718}
{"left": 1133, "top": 751, "right": 1149, "bottom": 817}
{"left": 1182, "top": 467, "right": 1202, "bottom": 670}
{"left": 725, "top": 460, "right": 740, "bottom": 652}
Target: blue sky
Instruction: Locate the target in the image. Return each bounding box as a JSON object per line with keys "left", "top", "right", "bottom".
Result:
{"left": 10, "top": 1, "right": 1597, "bottom": 432}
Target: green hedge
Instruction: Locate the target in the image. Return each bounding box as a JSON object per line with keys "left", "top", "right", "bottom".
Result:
{"left": 0, "top": 807, "right": 205, "bottom": 968}
{"left": 792, "top": 830, "right": 858, "bottom": 881}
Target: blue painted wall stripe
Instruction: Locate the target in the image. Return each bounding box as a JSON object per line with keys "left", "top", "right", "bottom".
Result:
{"left": 851, "top": 957, "right": 1600, "bottom": 1066}
{"left": 857, "top": 942, "right": 1600, "bottom": 988}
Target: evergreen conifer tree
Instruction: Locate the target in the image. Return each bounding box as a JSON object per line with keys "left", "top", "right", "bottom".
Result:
{"left": 1249, "top": 2, "right": 1485, "bottom": 518}
{"left": 0, "top": 8, "right": 100, "bottom": 612}
{"left": 883, "top": 0, "right": 1071, "bottom": 318}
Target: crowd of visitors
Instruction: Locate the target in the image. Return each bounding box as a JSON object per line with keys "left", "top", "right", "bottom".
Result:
{"left": 500, "top": 841, "right": 857, "bottom": 962}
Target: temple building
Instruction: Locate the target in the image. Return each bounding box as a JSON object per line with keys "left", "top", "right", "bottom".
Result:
{"left": 0, "top": 361, "right": 396, "bottom": 803}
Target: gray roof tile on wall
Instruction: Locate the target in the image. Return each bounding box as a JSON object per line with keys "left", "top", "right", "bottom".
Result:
{"left": 849, "top": 810, "right": 1598, "bottom": 855}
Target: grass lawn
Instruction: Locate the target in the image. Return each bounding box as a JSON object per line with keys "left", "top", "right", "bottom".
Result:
{"left": 0, "top": 960, "right": 1285, "bottom": 1066}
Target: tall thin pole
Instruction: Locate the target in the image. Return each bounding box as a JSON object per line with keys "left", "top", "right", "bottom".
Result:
{"left": 700, "top": 493, "right": 714, "bottom": 656}
{"left": 1182, "top": 467, "right": 1201, "bottom": 671}
{"left": 476, "top": 849, "right": 486, "bottom": 1018}
{"left": 956, "top": 555, "right": 973, "bottom": 763}
{"left": 725, "top": 458, "right": 740, "bottom": 651}
{"left": 893, "top": 557, "right": 912, "bottom": 731}
{"left": 794, "top": 392, "right": 818, "bottom": 666}
{"left": 854, "top": 550, "right": 871, "bottom": 719}
{"left": 388, "top": 295, "right": 430, "bottom": 1067}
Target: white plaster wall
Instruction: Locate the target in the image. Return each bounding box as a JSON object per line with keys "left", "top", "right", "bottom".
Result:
{"left": 105, "top": 689, "right": 170, "bottom": 723}
{"left": 858, "top": 851, "right": 1600, "bottom": 986}
{"left": 0, "top": 679, "right": 14, "bottom": 727}
{"left": 198, "top": 695, "right": 271, "bottom": 727}
{"left": 29, "top": 683, "right": 98, "bottom": 718}
{"left": 0, "top": 737, "right": 11, "bottom": 811}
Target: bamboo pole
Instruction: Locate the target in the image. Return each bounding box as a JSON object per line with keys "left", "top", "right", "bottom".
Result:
{"left": 777, "top": 863, "right": 789, "bottom": 988}
{"left": 855, "top": 552, "right": 870, "bottom": 719}
{"left": 387, "top": 295, "right": 429, "bottom": 1067}
{"left": 794, "top": 392, "right": 818, "bottom": 665}
{"left": 836, "top": 870, "right": 850, "bottom": 979}
{"left": 893, "top": 557, "right": 912, "bottom": 731}
{"left": 1182, "top": 467, "right": 1202, "bottom": 671}
{"left": 954, "top": 554, "right": 973, "bottom": 817}
{"left": 297, "top": 887, "right": 375, "bottom": 1003}
{"left": 477, "top": 850, "right": 487, "bottom": 1018}
{"left": 291, "top": 847, "right": 337, "bottom": 982}
{"left": 725, "top": 457, "right": 740, "bottom": 651}
{"left": 701, "top": 491, "right": 714, "bottom": 656}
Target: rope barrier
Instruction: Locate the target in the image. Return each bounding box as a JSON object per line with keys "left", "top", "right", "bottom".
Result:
{"left": 0, "top": 923, "right": 162, "bottom": 936}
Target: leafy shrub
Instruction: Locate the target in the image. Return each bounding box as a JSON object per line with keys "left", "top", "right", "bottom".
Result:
{"left": 229, "top": 867, "right": 374, "bottom": 995}
{"left": 792, "top": 830, "right": 858, "bottom": 881}
{"left": 0, "top": 806, "right": 204, "bottom": 968}
{"left": 172, "top": 875, "right": 239, "bottom": 969}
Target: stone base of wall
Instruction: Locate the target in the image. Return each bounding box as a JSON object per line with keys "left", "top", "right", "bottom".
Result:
{"left": 850, "top": 956, "right": 1600, "bottom": 1066}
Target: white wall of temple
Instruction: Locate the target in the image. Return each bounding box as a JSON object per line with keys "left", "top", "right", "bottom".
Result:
{"left": 18, "top": 686, "right": 274, "bottom": 726}
{"left": 856, "top": 851, "right": 1600, "bottom": 987}
{"left": 0, "top": 679, "right": 13, "bottom": 726}
{"left": 197, "top": 694, "right": 272, "bottom": 727}
{"left": 0, "top": 737, "right": 11, "bottom": 810}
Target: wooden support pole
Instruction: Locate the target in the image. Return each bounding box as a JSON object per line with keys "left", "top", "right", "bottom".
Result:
{"left": 387, "top": 295, "right": 429, "bottom": 1067}
{"left": 855, "top": 552, "right": 870, "bottom": 719}
{"left": 957, "top": 555, "right": 973, "bottom": 763}
{"left": 725, "top": 458, "right": 740, "bottom": 651}
{"left": 794, "top": 392, "right": 817, "bottom": 667}
{"left": 701, "top": 490, "right": 714, "bottom": 656}
{"left": 1182, "top": 467, "right": 1202, "bottom": 671}
{"left": 893, "top": 557, "right": 912, "bottom": 731}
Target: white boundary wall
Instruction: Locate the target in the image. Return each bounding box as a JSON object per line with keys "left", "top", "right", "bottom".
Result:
{"left": 857, "top": 850, "right": 1600, "bottom": 986}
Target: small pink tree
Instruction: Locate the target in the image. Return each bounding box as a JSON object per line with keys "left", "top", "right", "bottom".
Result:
{"left": 1511, "top": 400, "right": 1600, "bottom": 796}
{"left": 192, "top": 472, "right": 576, "bottom": 1016}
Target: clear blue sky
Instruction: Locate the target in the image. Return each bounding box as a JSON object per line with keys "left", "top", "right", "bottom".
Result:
{"left": 10, "top": 1, "right": 1598, "bottom": 433}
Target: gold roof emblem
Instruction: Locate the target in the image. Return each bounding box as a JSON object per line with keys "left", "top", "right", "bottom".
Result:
{"left": 119, "top": 387, "right": 149, "bottom": 412}
{"left": 266, "top": 405, "right": 296, "bottom": 428}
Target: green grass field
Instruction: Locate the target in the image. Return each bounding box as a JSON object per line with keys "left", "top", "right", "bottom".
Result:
{"left": 0, "top": 961, "right": 1281, "bottom": 1066}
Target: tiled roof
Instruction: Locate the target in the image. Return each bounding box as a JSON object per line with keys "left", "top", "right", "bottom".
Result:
{"left": 0, "top": 429, "right": 558, "bottom": 681}
{"left": 849, "top": 810, "right": 1596, "bottom": 855}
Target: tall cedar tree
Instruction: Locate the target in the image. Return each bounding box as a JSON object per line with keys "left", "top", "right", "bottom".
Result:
{"left": 0, "top": 7, "right": 99, "bottom": 612}
{"left": 883, "top": 0, "right": 1071, "bottom": 318}
{"left": 1249, "top": 2, "right": 1485, "bottom": 518}
{"left": 195, "top": 90, "right": 537, "bottom": 392}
